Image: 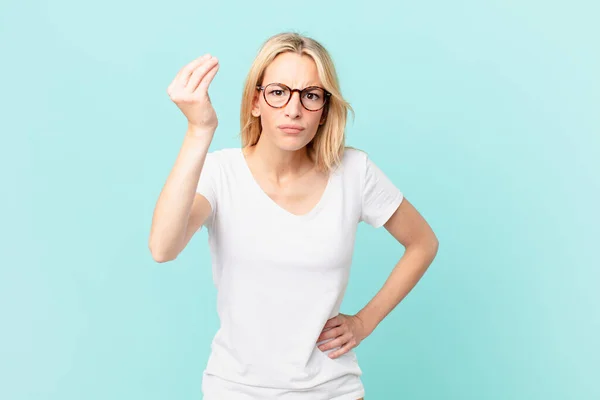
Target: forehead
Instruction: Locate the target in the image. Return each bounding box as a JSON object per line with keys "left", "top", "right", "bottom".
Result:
{"left": 262, "top": 52, "right": 322, "bottom": 87}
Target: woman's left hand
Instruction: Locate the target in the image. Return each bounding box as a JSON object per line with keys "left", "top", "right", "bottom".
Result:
{"left": 316, "top": 313, "right": 369, "bottom": 359}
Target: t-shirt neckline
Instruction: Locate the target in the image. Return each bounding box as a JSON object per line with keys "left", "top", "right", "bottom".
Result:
{"left": 237, "top": 147, "right": 334, "bottom": 220}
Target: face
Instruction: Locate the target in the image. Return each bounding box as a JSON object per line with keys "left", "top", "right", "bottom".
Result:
{"left": 252, "top": 52, "right": 327, "bottom": 152}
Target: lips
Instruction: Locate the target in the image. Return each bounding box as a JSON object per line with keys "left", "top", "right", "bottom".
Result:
{"left": 278, "top": 124, "right": 304, "bottom": 130}
{"left": 278, "top": 124, "right": 305, "bottom": 134}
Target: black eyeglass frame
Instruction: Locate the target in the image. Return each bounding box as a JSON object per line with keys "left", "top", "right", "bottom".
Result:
{"left": 256, "top": 82, "right": 332, "bottom": 112}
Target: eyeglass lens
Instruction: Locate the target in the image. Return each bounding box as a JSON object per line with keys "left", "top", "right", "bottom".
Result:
{"left": 263, "top": 83, "right": 326, "bottom": 110}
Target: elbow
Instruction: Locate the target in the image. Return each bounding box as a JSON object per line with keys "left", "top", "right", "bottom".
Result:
{"left": 411, "top": 234, "right": 439, "bottom": 260}
{"left": 427, "top": 233, "right": 439, "bottom": 256}
{"left": 432, "top": 235, "right": 439, "bottom": 253}
{"left": 427, "top": 236, "right": 440, "bottom": 263}
{"left": 151, "top": 252, "right": 174, "bottom": 263}
{"left": 148, "top": 242, "right": 177, "bottom": 263}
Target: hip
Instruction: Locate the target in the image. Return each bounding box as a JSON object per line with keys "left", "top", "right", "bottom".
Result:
{"left": 202, "top": 371, "right": 365, "bottom": 399}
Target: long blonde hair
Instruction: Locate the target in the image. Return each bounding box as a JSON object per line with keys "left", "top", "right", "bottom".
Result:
{"left": 239, "top": 32, "right": 355, "bottom": 173}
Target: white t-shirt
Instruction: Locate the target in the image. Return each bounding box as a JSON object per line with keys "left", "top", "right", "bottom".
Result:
{"left": 196, "top": 147, "right": 403, "bottom": 400}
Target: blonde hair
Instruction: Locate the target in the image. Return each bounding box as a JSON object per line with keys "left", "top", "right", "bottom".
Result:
{"left": 239, "top": 32, "right": 355, "bottom": 173}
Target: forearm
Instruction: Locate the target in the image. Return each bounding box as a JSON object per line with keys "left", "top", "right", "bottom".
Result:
{"left": 356, "top": 240, "right": 438, "bottom": 335}
{"left": 148, "top": 126, "right": 213, "bottom": 261}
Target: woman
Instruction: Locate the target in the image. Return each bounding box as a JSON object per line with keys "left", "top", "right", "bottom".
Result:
{"left": 149, "top": 32, "right": 439, "bottom": 400}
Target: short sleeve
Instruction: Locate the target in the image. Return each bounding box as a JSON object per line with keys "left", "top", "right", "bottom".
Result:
{"left": 360, "top": 152, "right": 404, "bottom": 228}
{"left": 196, "top": 151, "right": 219, "bottom": 227}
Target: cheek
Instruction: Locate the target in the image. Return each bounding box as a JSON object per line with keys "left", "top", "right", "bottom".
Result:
{"left": 259, "top": 107, "right": 276, "bottom": 126}
{"left": 307, "top": 112, "right": 323, "bottom": 130}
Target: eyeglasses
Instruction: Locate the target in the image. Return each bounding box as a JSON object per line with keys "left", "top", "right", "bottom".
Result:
{"left": 256, "top": 82, "right": 331, "bottom": 111}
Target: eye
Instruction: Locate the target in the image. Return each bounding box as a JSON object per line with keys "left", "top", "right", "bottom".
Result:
{"left": 304, "top": 92, "right": 321, "bottom": 100}
{"left": 269, "top": 90, "right": 285, "bottom": 96}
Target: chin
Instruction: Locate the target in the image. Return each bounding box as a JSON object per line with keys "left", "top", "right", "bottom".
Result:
{"left": 275, "top": 136, "right": 314, "bottom": 152}
{"left": 275, "top": 142, "right": 308, "bottom": 152}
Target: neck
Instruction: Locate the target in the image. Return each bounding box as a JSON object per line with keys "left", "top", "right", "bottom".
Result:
{"left": 245, "top": 134, "right": 314, "bottom": 184}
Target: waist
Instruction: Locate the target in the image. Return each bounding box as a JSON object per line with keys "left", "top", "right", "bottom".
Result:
{"left": 202, "top": 364, "right": 364, "bottom": 400}
{"left": 204, "top": 333, "right": 363, "bottom": 390}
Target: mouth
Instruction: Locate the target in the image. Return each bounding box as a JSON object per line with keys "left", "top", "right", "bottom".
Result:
{"left": 278, "top": 125, "right": 305, "bottom": 134}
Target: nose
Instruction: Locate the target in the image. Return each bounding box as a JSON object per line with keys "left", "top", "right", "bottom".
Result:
{"left": 284, "top": 91, "right": 302, "bottom": 119}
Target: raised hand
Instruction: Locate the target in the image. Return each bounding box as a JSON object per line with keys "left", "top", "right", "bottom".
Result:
{"left": 167, "top": 54, "right": 220, "bottom": 136}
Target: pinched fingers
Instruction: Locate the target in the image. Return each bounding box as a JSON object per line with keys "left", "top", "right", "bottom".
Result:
{"left": 186, "top": 57, "right": 219, "bottom": 94}
{"left": 167, "top": 54, "right": 215, "bottom": 96}
{"left": 176, "top": 54, "right": 210, "bottom": 84}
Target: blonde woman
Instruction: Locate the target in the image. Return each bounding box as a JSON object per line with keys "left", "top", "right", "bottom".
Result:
{"left": 149, "top": 32, "right": 439, "bottom": 400}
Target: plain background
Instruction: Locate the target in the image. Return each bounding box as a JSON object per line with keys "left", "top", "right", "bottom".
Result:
{"left": 1, "top": 0, "right": 598, "bottom": 399}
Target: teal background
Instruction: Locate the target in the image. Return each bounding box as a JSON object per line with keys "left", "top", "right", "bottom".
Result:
{"left": 1, "top": 0, "right": 598, "bottom": 398}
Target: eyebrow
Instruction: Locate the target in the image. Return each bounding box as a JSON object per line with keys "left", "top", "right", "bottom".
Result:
{"left": 264, "top": 82, "right": 324, "bottom": 89}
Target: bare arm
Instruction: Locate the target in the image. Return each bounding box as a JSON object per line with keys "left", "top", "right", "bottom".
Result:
{"left": 356, "top": 197, "right": 439, "bottom": 334}
{"left": 316, "top": 197, "right": 439, "bottom": 359}
{"left": 148, "top": 54, "right": 220, "bottom": 262}
{"left": 148, "top": 129, "right": 214, "bottom": 262}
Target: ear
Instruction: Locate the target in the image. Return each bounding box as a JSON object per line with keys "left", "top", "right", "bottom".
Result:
{"left": 251, "top": 92, "right": 261, "bottom": 117}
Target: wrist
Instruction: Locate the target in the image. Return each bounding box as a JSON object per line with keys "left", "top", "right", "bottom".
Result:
{"left": 186, "top": 123, "right": 216, "bottom": 138}
{"left": 184, "top": 125, "right": 213, "bottom": 146}
{"left": 355, "top": 310, "right": 378, "bottom": 337}
{"left": 182, "top": 130, "right": 212, "bottom": 155}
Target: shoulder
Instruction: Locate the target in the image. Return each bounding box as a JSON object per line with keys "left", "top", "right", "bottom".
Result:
{"left": 339, "top": 146, "right": 394, "bottom": 187}
{"left": 199, "top": 148, "right": 241, "bottom": 182}
{"left": 207, "top": 147, "right": 241, "bottom": 158}
{"left": 342, "top": 146, "right": 366, "bottom": 159}
{"left": 339, "top": 146, "right": 369, "bottom": 172}
{"left": 332, "top": 147, "right": 370, "bottom": 190}
{"left": 205, "top": 147, "right": 241, "bottom": 166}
